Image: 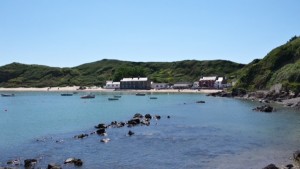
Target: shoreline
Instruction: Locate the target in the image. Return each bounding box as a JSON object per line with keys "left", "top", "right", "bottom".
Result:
{"left": 0, "top": 86, "right": 222, "bottom": 94}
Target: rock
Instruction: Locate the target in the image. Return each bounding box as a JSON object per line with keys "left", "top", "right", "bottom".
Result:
{"left": 7, "top": 159, "right": 20, "bottom": 165}
{"left": 155, "top": 115, "right": 161, "bottom": 120}
{"left": 64, "top": 158, "right": 83, "bottom": 167}
{"left": 145, "top": 114, "right": 152, "bottom": 119}
{"left": 74, "top": 133, "right": 88, "bottom": 139}
{"left": 167, "top": 116, "right": 170, "bottom": 119}
{"left": 286, "top": 164, "right": 293, "bottom": 169}
{"left": 95, "top": 123, "right": 107, "bottom": 129}
{"left": 293, "top": 150, "right": 300, "bottom": 161}
{"left": 262, "top": 164, "right": 279, "bottom": 169}
{"left": 196, "top": 101, "right": 205, "bottom": 103}
{"left": 253, "top": 105, "right": 274, "bottom": 112}
{"left": 128, "top": 130, "right": 134, "bottom": 136}
{"left": 100, "top": 138, "right": 110, "bottom": 143}
{"left": 24, "top": 159, "right": 37, "bottom": 168}
{"left": 133, "top": 113, "right": 143, "bottom": 119}
{"left": 127, "top": 118, "right": 141, "bottom": 126}
{"left": 47, "top": 163, "right": 61, "bottom": 169}
{"left": 96, "top": 128, "right": 106, "bottom": 135}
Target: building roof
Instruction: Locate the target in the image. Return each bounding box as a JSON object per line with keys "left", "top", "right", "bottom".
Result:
{"left": 199, "top": 76, "right": 217, "bottom": 81}
{"left": 106, "top": 81, "right": 120, "bottom": 85}
{"left": 120, "top": 77, "right": 148, "bottom": 82}
{"left": 216, "top": 77, "right": 224, "bottom": 82}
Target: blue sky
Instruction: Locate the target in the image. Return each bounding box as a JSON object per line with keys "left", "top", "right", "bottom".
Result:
{"left": 0, "top": 0, "right": 299, "bottom": 67}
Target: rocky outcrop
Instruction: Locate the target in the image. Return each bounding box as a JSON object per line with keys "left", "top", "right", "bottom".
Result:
{"left": 262, "top": 163, "right": 279, "bottom": 169}
{"left": 24, "top": 159, "right": 37, "bottom": 168}
{"left": 64, "top": 158, "right": 83, "bottom": 166}
{"left": 47, "top": 163, "right": 61, "bottom": 169}
{"left": 253, "top": 105, "right": 274, "bottom": 113}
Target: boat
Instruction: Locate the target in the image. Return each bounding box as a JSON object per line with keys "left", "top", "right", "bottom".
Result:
{"left": 150, "top": 97, "right": 158, "bottom": 99}
{"left": 136, "top": 93, "right": 146, "bottom": 96}
{"left": 80, "top": 94, "right": 95, "bottom": 99}
{"left": 113, "top": 95, "right": 122, "bottom": 98}
{"left": 61, "top": 93, "right": 73, "bottom": 96}
{"left": 108, "top": 98, "right": 119, "bottom": 101}
{"left": 1, "top": 94, "right": 15, "bottom": 97}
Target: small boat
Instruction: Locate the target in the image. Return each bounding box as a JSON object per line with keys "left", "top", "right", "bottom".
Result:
{"left": 136, "top": 93, "right": 146, "bottom": 96}
{"left": 80, "top": 94, "right": 95, "bottom": 99}
{"left": 1, "top": 94, "right": 15, "bottom": 97}
{"left": 108, "top": 98, "right": 119, "bottom": 101}
{"left": 61, "top": 93, "right": 73, "bottom": 96}
{"left": 113, "top": 95, "right": 122, "bottom": 98}
{"left": 150, "top": 97, "right": 158, "bottom": 99}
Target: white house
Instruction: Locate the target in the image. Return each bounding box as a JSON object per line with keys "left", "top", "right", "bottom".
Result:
{"left": 151, "top": 83, "right": 168, "bottom": 89}
{"left": 105, "top": 81, "right": 120, "bottom": 89}
{"left": 214, "top": 77, "right": 227, "bottom": 89}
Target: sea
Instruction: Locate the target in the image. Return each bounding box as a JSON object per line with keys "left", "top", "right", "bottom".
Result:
{"left": 0, "top": 92, "right": 300, "bottom": 169}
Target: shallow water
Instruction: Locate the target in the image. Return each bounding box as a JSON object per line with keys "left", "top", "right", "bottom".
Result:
{"left": 0, "top": 92, "right": 300, "bottom": 168}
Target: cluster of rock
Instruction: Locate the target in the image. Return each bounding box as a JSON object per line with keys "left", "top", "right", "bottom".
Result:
{"left": 253, "top": 105, "right": 274, "bottom": 113}
{"left": 1, "top": 157, "right": 83, "bottom": 169}
{"left": 262, "top": 150, "right": 300, "bottom": 169}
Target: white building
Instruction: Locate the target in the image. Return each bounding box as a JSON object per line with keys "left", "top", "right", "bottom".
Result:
{"left": 214, "top": 77, "right": 227, "bottom": 89}
{"left": 105, "top": 81, "right": 120, "bottom": 89}
{"left": 151, "top": 83, "right": 168, "bottom": 89}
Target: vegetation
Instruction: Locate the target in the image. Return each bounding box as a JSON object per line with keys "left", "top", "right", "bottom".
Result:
{"left": 0, "top": 59, "right": 244, "bottom": 87}
{"left": 233, "top": 36, "right": 300, "bottom": 94}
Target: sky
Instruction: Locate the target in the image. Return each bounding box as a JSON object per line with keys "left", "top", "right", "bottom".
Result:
{"left": 0, "top": 0, "right": 299, "bottom": 67}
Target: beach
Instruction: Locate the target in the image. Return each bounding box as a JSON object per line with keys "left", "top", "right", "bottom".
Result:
{"left": 0, "top": 86, "right": 222, "bottom": 94}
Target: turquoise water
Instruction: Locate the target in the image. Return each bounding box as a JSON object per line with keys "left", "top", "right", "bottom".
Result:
{"left": 1, "top": 92, "right": 300, "bottom": 168}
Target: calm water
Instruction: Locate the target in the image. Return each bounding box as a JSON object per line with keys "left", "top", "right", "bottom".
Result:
{"left": 1, "top": 92, "right": 300, "bottom": 168}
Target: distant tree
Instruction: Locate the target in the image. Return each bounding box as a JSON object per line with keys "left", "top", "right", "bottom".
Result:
{"left": 288, "top": 35, "right": 298, "bottom": 42}
{"left": 113, "top": 66, "right": 146, "bottom": 81}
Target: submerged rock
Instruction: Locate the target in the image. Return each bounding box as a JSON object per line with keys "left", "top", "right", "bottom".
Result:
{"left": 7, "top": 159, "right": 20, "bottom": 165}
{"left": 96, "top": 128, "right": 106, "bottom": 135}
{"left": 253, "top": 105, "right": 274, "bottom": 112}
{"left": 24, "top": 159, "right": 37, "bottom": 168}
{"left": 47, "top": 163, "right": 61, "bottom": 169}
{"left": 74, "top": 133, "right": 88, "bottom": 139}
{"left": 100, "top": 138, "right": 111, "bottom": 143}
{"left": 128, "top": 130, "right": 134, "bottom": 136}
{"left": 196, "top": 101, "right": 205, "bottom": 103}
{"left": 262, "top": 164, "right": 279, "bottom": 169}
{"left": 95, "top": 123, "right": 107, "bottom": 129}
{"left": 64, "top": 158, "right": 83, "bottom": 166}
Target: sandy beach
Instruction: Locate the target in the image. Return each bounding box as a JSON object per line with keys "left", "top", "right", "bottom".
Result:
{"left": 0, "top": 86, "right": 222, "bottom": 94}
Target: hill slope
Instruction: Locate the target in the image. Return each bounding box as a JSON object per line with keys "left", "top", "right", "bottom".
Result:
{"left": 0, "top": 59, "right": 244, "bottom": 87}
{"left": 234, "top": 36, "right": 300, "bottom": 93}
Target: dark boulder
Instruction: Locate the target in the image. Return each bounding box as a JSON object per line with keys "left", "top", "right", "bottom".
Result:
{"left": 127, "top": 118, "right": 141, "bottom": 126}
{"left": 145, "top": 114, "right": 152, "bottom": 119}
{"left": 253, "top": 105, "right": 274, "bottom": 113}
{"left": 167, "top": 116, "right": 170, "bottom": 119}
{"left": 155, "top": 115, "right": 161, "bottom": 120}
{"left": 286, "top": 164, "right": 293, "bottom": 169}
{"left": 96, "top": 128, "right": 106, "bottom": 135}
{"left": 262, "top": 164, "right": 279, "bottom": 169}
{"left": 294, "top": 150, "right": 300, "bottom": 161}
{"left": 64, "top": 158, "right": 83, "bottom": 166}
{"left": 47, "top": 163, "right": 61, "bottom": 169}
{"left": 128, "top": 130, "right": 135, "bottom": 136}
{"left": 24, "top": 159, "right": 37, "bottom": 168}
{"left": 133, "top": 113, "right": 143, "bottom": 119}
{"left": 95, "top": 123, "right": 107, "bottom": 129}
{"left": 74, "top": 133, "right": 88, "bottom": 139}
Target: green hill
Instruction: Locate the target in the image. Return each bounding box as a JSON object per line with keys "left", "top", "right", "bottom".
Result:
{"left": 0, "top": 59, "right": 244, "bottom": 87}
{"left": 234, "top": 36, "right": 300, "bottom": 93}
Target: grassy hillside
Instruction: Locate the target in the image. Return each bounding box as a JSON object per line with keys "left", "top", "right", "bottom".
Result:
{"left": 0, "top": 59, "right": 244, "bottom": 87}
{"left": 234, "top": 36, "right": 300, "bottom": 93}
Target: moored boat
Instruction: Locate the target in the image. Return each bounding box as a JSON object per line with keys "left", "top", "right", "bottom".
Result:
{"left": 80, "top": 94, "right": 95, "bottom": 99}
{"left": 150, "top": 97, "right": 157, "bottom": 99}
{"left": 61, "top": 93, "right": 73, "bottom": 96}
{"left": 136, "top": 93, "right": 146, "bottom": 96}
{"left": 108, "top": 98, "right": 119, "bottom": 101}
{"left": 1, "top": 94, "right": 15, "bottom": 97}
